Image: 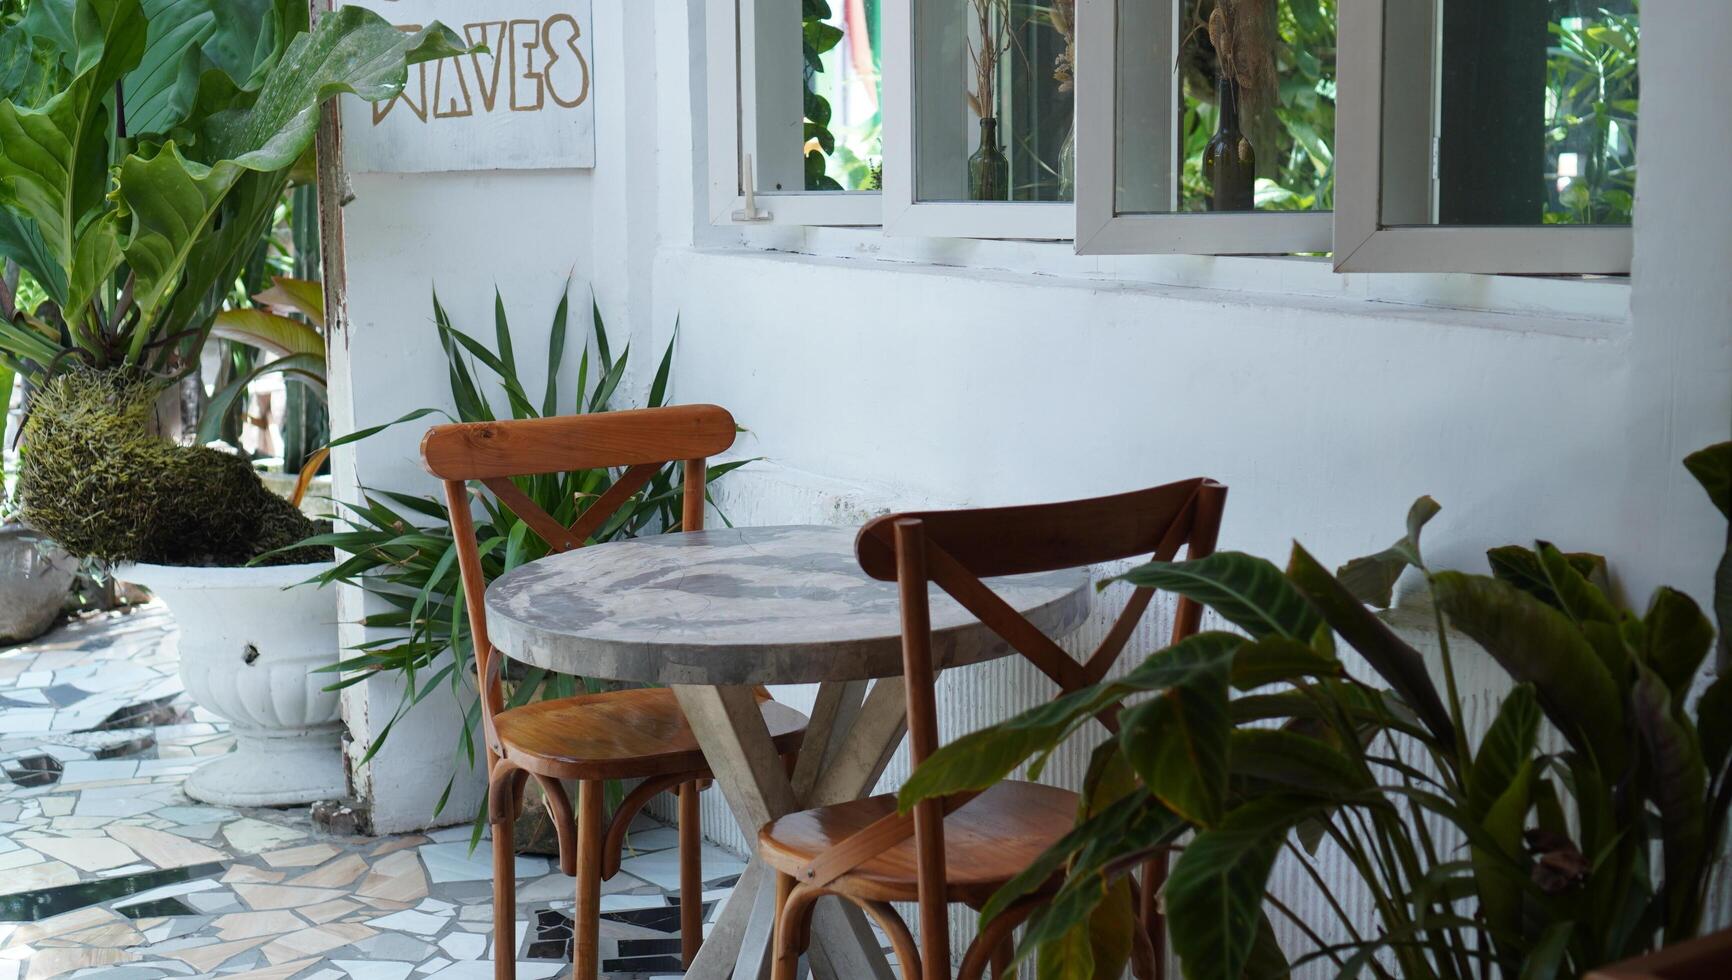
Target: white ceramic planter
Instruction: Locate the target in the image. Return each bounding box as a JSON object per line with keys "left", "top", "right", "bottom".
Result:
{"left": 115, "top": 561, "right": 346, "bottom": 807}
{"left": 0, "top": 525, "right": 76, "bottom": 644}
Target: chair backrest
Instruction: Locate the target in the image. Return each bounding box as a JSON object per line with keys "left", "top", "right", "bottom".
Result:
{"left": 853, "top": 477, "right": 1226, "bottom": 978}
{"left": 422, "top": 405, "right": 737, "bottom": 751}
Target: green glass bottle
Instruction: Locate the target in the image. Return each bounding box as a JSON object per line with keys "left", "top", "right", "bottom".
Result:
{"left": 1204, "top": 77, "right": 1255, "bottom": 211}
{"left": 968, "top": 117, "right": 1010, "bottom": 201}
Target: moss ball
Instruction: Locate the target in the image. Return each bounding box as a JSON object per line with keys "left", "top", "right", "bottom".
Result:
{"left": 17, "top": 368, "right": 332, "bottom": 567}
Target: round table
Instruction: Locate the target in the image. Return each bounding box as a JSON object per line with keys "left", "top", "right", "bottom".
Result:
{"left": 486, "top": 525, "right": 1091, "bottom": 980}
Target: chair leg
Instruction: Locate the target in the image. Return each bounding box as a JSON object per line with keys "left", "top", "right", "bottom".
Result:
{"left": 679, "top": 780, "right": 703, "bottom": 968}
{"left": 490, "top": 771, "right": 519, "bottom": 980}
{"left": 991, "top": 937, "right": 1014, "bottom": 980}
{"left": 574, "top": 780, "right": 603, "bottom": 978}
{"left": 770, "top": 872, "right": 800, "bottom": 980}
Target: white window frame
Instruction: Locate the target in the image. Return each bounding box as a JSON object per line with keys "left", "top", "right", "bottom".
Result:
{"left": 880, "top": 0, "right": 1073, "bottom": 239}
{"left": 1333, "top": 0, "right": 1633, "bottom": 274}
{"left": 707, "top": 0, "right": 882, "bottom": 228}
{"left": 1072, "top": 0, "right": 1333, "bottom": 255}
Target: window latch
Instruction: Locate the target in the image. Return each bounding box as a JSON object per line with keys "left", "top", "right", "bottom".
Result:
{"left": 732, "top": 154, "right": 773, "bottom": 223}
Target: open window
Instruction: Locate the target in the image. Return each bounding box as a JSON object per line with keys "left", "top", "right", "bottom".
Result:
{"left": 1334, "top": 0, "right": 1637, "bottom": 273}
{"left": 708, "top": 0, "right": 885, "bottom": 226}
{"left": 1073, "top": 0, "right": 1336, "bottom": 255}
{"left": 881, "top": 0, "right": 1078, "bottom": 238}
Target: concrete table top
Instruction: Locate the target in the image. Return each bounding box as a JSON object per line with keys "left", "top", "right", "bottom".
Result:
{"left": 486, "top": 524, "right": 1092, "bottom": 686}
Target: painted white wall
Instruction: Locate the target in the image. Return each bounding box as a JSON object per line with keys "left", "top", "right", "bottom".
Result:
{"left": 325, "top": 0, "right": 1732, "bottom": 961}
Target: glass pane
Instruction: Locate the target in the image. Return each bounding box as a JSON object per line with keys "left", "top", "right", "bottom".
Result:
{"left": 1114, "top": 0, "right": 1338, "bottom": 216}
{"left": 1384, "top": 0, "right": 1638, "bottom": 227}
{"left": 805, "top": 0, "right": 883, "bottom": 191}
{"left": 914, "top": 1, "right": 1077, "bottom": 203}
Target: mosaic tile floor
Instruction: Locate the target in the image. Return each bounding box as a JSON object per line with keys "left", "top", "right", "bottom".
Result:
{"left": 0, "top": 604, "right": 754, "bottom": 980}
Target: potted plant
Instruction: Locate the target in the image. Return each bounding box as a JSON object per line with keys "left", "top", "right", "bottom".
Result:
{"left": 902, "top": 443, "right": 1732, "bottom": 979}
{"left": 0, "top": 0, "right": 467, "bottom": 806}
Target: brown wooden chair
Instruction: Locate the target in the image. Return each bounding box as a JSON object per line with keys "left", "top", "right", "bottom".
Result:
{"left": 424, "top": 405, "right": 808, "bottom": 979}
{"left": 1585, "top": 929, "right": 1732, "bottom": 980}
{"left": 757, "top": 477, "right": 1227, "bottom": 980}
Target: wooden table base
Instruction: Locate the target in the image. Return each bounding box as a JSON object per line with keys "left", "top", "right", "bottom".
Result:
{"left": 674, "top": 680, "right": 910, "bottom": 980}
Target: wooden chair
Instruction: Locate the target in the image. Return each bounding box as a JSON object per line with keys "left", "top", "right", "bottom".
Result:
{"left": 758, "top": 477, "right": 1227, "bottom": 980}
{"left": 423, "top": 405, "right": 808, "bottom": 979}
{"left": 1585, "top": 929, "right": 1732, "bottom": 980}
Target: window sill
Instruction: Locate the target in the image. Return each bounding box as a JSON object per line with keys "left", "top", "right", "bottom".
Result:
{"left": 724, "top": 224, "right": 1631, "bottom": 326}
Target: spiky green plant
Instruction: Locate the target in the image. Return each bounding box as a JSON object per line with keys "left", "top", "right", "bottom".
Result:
{"left": 295, "top": 282, "right": 749, "bottom": 821}
{"left": 903, "top": 444, "right": 1732, "bottom": 980}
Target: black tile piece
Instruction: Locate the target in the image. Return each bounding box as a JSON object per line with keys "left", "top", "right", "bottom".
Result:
{"left": 0, "top": 862, "right": 226, "bottom": 923}
{"left": 617, "top": 937, "right": 682, "bottom": 958}
{"left": 527, "top": 939, "right": 572, "bottom": 961}
{"left": 602, "top": 954, "right": 684, "bottom": 973}
{"left": 707, "top": 874, "right": 741, "bottom": 889}
{"left": 116, "top": 896, "right": 201, "bottom": 919}
{"left": 601, "top": 905, "right": 681, "bottom": 933}
{"left": 2, "top": 754, "right": 62, "bottom": 788}
{"left": 94, "top": 695, "right": 185, "bottom": 730}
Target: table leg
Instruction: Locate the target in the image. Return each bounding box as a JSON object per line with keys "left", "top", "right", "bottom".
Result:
{"left": 674, "top": 682, "right": 908, "bottom": 980}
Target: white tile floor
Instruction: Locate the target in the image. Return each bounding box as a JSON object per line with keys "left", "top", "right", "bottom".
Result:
{"left": 0, "top": 605, "right": 753, "bottom": 979}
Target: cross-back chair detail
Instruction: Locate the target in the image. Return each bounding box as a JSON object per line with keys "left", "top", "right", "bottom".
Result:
{"left": 422, "top": 404, "right": 798, "bottom": 980}
{"left": 763, "top": 477, "right": 1226, "bottom": 980}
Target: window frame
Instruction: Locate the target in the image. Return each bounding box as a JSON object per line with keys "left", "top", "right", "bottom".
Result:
{"left": 1072, "top": 0, "right": 1333, "bottom": 255}
{"left": 880, "top": 0, "right": 1074, "bottom": 239}
{"left": 706, "top": 0, "right": 882, "bottom": 228}
{"left": 1332, "top": 0, "right": 1634, "bottom": 274}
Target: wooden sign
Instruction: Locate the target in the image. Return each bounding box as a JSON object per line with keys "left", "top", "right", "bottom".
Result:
{"left": 339, "top": 0, "right": 596, "bottom": 173}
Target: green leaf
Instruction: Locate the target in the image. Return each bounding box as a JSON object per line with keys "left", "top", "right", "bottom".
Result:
{"left": 1698, "top": 676, "right": 1732, "bottom": 776}
{"left": 194, "top": 351, "right": 323, "bottom": 444}
{"left": 1228, "top": 634, "right": 1341, "bottom": 691}
{"left": 1335, "top": 496, "right": 1441, "bottom": 607}
{"left": 0, "top": 210, "right": 64, "bottom": 303}
{"left": 1119, "top": 657, "right": 1230, "bottom": 826}
{"left": 1473, "top": 758, "right": 1535, "bottom": 944}
{"left": 1110, "top": 551, "right": 1321, "bottom": 642}
{"left": 1469, "top": 684, "right": 1540, "bottom": 820}
{"left": 1518, "top": 921, "right": 1574, "bottom": 980}
{"left": 543, "top": 278, "right": 570, "bottom": 416}
{"left": 197, "top": 8, "right": 467, "bottom": 168}
{"left": 1431, "top": 571, "right": 1627, "bottom": 773}
{"left": 1228, "top": 729, "right": 1369, "bottom": 797}
{"left": 1287, "top": 544, "right": 1458, "bottom": 748}
{"left": 1166, "top": 796, "right": 1318, "bottom": 980}
{"left": 115, "top": 141, "right": 246, "bottom": 328}
{"left": 209, "top": 307, "right": 323, "bottom": 360}
{"left": 1534, "top": 542, "right": 1619, "bottom": 626}
{"left": 1684, "top": 442, "right": 1732, "bottom": 520}
{"left": 1487, "top": 545, "right": 1610, "bottom": 612}
{"left": 1642, "top": 587, "right": 1714, "bottom": 697}
{"left": 1631, "top": 661, "right": 1708, "bottom": 942}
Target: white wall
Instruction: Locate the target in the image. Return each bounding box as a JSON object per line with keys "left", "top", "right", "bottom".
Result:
{"left": 325, "top": 0, "right": 1732, "bottom": 955}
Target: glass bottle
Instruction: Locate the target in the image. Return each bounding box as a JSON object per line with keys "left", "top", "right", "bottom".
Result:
{"left": 1204, "top": 76, "right": 1255, "bottom": 211}
{"left": 968, "top": 117, "right": 1010, "bottom": 201}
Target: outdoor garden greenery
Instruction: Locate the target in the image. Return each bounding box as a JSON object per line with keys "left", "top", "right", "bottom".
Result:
{"left": 0, "top": 0, "right": 465, "bottom": 565}
{"left": 902, "top": 443, "right": 1732, "bottom": 980}
{"left": 295, "top": 284, "right": 746, "bottom": 825}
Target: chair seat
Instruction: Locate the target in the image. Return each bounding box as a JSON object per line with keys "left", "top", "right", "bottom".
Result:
{"left": 496, "top": 687, "right": 806, "bottom": 780}
{"left": 757, "top": 781, "right": 1079, "bottom": 905}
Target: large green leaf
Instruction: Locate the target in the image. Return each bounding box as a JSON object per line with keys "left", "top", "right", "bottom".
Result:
{"left": 123, "top": 0, "right": 290, "bottom": 137}
{"left": 0, "top": 209, "right": 64, "bottom": 303}
{"left": 1227, "top": 728, "right": 1369, "bottom": 798}
{"left": 899, "top": 632, "right": 1245, "bottom": 811}
{"left": 1119, "top": 659, "right": 1231, "bottom": 826}
{"left": 1111, "top": 551, "right": 1322, "bottom": 642}
{"left": 1473, "top": 758, "right": 1536, "bottom": 948}
{"left": 1533, "top": 542, "right": 1620, "bottom": 626}
{"left": 1431, "top": 571, "right": 1627, "bottom": 773}
{"left": 1699, "top": 676, "right": 1732, "bottom": 776}
{"left": 1643, "top": 587, "right": 1713, "bottom": 698}
{"left": 210, "top": 306, "right": 323, "bottom": 360}
{"left": 1166, "top": 796, "right": 1318, "bottom": 980}
{"left": 116, "top": 142, "right": 245, "bottom": 328}
{"left": 1684, "top": 443, "right": 1732, "bottom": 520}
{"left": 1631, "top": 661, "right": 1707, "bottom": 942}
{"left": 1287, "top": 543, "right": 1458, "bottom": 748}
{"left": 1335, "top": 495, "right": 1440, "bottom": 607}
{"left": 1468, "top": 684, "right": 1540, "bottom": 821}
{"left": 197, "top": 7, "right": 467, "bottom": 168}
{"left": 0, "top": 0, "right": 146, "bottom": 315}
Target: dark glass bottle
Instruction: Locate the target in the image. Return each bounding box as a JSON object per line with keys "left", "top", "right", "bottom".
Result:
{"left": 1204, "top": 76, "right": 1255, "bottom": 211}
{"left": 968, "top": 117, "right": 1010, "bottom": 201}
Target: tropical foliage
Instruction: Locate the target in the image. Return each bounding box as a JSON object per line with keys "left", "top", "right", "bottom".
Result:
{"left": 1544, "top": 4, "right": 1639, "bottom": 224}
{"left": 902, "top": 444, "right": 1732, "bottom": 980}
{"left": 0, "top": 0, "right": 463, "bottom": 387}
{"left": 294, "top": 285, "right": 747, "bottom": 818}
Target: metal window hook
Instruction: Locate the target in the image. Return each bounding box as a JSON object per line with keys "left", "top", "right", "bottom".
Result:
{"left": 732, "top": 153, "right": 773, "bottom": 223}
